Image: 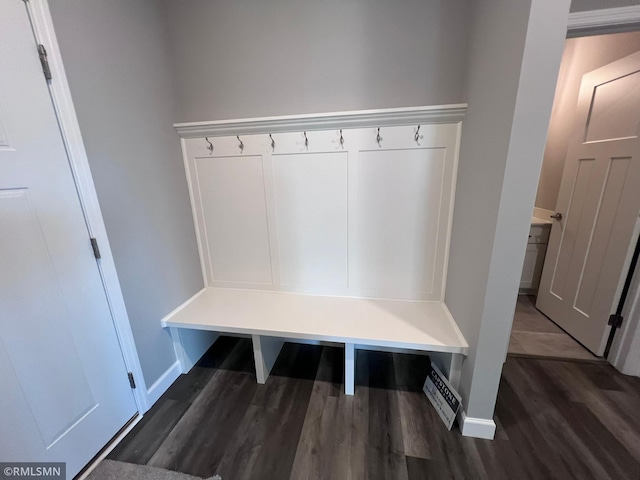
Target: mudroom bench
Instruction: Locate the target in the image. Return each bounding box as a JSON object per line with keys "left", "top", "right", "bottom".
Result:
{"left": 162, "top": 106, "right": 469, "bottom": 395}
{"left": 162, "top": 288, "right": 468, "bottom": 394}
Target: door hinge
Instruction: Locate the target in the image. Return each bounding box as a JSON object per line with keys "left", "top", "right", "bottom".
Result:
{"left": 90, "top": 237, "right": 101, "bottom": 259}
{"left": 608, "top": 314, "right": 624, "bottom": 329}
{"left": 128, "top": 372, "right": 136, "bottom": 389}
{"left": 37, "top": 44, "right": 52, "bottom": 81}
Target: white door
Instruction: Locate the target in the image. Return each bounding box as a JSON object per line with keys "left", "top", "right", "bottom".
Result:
{"left": 0, "top": 1, "right": 138, "bottom": 477}
{"left": 537, "top": 51, "right": 640, "bottom": 356}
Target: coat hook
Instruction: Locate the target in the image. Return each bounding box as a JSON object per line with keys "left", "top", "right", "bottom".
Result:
{"left": 339, "top": 129, "right": 344, "bottom": 148}
{"left": 269, "top": 134, "right": 275, "bottom": 151}
{"left": 205, "top": 137, "right": 213, "bottom": 154}
{"left": 237, "top": 135, "right": 244, "bottom": 153}
{"left": 414, "top": 125, "right": 421, "bottom": 144}
{"left": 376, "top": 127, "right": 382, "bottom": 147}
{"left": 304, "top": 131, "right": 309, "bottom": 149}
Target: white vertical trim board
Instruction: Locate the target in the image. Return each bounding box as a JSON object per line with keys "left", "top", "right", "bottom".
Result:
{"left": 609, "top": 216, "right": 640, "bottom": 375}
{"left": 169, "top": 326, "right": 220, "bottom": 376}
{"left": 252, "top": 335, "right": 285, "bottom": 384}
{"left": 458, "top": 410, "right": 496, "bottom": 440}
{"left": 26, "top": 0, "right": 148, "bottom": 412}
{"left": 181, "top": 138, "right": 209, "bottom": 288}
{"left": 344, "top": 343, "right": 355, "bottom": 396}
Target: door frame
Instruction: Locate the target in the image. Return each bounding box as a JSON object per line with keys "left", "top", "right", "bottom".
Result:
{"left": 24, "top": 0, "right": 149, "bottom": 412}
{"left": 531, "top": 6, "right": 640, "bottom": 372}
{"left": 567, "top": 5, "right": 640, "bottom": 36}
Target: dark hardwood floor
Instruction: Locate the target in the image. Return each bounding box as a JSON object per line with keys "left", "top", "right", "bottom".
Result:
{"left": 109, "top": 336, "right": 640, "bottom": 479}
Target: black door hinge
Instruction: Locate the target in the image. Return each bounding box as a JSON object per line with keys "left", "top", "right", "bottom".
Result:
{"left": 38, "top": 44, "right": 52, "bottom": 80}
{"left": 128, "top": 372, "right": 136, "bottom": 389}
{"left": 608, "top": 314, "right": 624, "bottom": 329}
{"left": 90, "top": 237, "right": 101, "bottom": 259}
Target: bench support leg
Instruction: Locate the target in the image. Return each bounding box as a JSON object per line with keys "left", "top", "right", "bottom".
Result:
{"left": 169, "top": 327, "right": 189, "bottom": 374}
{"left": 252, "top": 335, "right": 285, "bottom": 384}
{"left": 448, "top": 353, "right": 463, "bottom": 391}
{"left": 344, "top": 343, "right": 355, "bottom": 396}
{"left": 169, "top": 327, "right": 220, "bottom": 375}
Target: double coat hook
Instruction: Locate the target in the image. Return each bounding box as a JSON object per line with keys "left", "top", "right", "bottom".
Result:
{"left": 237, "top": 135, "right": 244, "bottom": 153}
{"left": 376, "top": 127, "right": 382, "bottom": 147}
{"left": 205, "top": 137, "right": 213, "bottom": 154}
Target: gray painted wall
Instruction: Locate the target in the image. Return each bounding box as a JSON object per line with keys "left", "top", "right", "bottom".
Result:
{"left": 49, "top": 0, "right": 203, "bottom": 387}
{"left": 161, "top": 0, "right": 471, "bottom": 123}
{"left": 446, "top": 0, "right": 570, "bottom": 422}
{"left": 536, "top": 31, "right": 640, "bottom": 211}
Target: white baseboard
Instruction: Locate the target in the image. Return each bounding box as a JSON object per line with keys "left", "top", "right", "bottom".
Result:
{"left": 458, "top": 410, "right": 496, "bottom": 439}
{"left": 145, "top": 361, "right": 181, "bottom": 407}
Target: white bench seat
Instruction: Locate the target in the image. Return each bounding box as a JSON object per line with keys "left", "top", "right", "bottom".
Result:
{"left": 162, "top": 287, "right": 468, "bottom": 394}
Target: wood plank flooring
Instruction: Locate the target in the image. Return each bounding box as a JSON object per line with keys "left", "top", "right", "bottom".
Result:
{"left": 109, "top": 336, "right": 640, "bottom": 479}
{"left": 509, "top": 295, "right": 599, "bottom": 361}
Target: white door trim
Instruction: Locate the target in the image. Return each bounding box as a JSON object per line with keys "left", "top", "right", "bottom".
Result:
{"left": 568, "top": 5, "right": 640, "bottom": 32}
{"left": 24, "top": 0, "right": 149, "bottom": 412}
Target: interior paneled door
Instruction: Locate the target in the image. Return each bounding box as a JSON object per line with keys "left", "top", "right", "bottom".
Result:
{"left": 536, "top": 51, "right": 640, "bottom": 356}
{"left": 0, "top": 1, "right": 137, "bottom": 476}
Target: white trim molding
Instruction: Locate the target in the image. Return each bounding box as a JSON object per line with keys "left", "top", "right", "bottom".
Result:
{"left": 26, "top": 0, "right": 149, "bottom": 412}
{"left": 145, "top": 361, "right": 182, "bottom": 407}
{"left": 174, "top": 104, "right": 467, "bottom": 138}
{"left": 458, "top": 410, "right": 496, "bottom": 440}
{"left": 568, "top": 5, "right": 640, "bottom": 31}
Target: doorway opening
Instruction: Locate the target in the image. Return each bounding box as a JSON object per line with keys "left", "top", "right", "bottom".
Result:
{"left": 508, "top": 29, "right": 640, "bottom": 362}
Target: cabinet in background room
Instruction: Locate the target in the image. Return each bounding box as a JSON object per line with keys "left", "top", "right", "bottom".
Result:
{"left": 520, "top": 224, "right": 551, "bottom": 294}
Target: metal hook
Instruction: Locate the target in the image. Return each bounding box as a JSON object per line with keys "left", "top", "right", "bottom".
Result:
{"left": 237, "top": 135, "right": 244, "bottom": 153}
{"left": 304, "top": 131, "right": 309, "bottom": 149}
{"left": 339, "top": 129, "right": 344, "bottom": 148}
{"left": 205, "top": 137, "right": 213, "bottom": 154}
{"left": 376, "top": 127, "right": 382, "bottom": 147}
{"left": 414, "top": 125, "right": 421, "bottom": 144}
{"left": 269, "top": 134, "right": 275, "bottom": 151}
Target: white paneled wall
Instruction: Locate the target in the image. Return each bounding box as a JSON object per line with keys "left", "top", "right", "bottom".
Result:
{"left": 183, "top": 123, "right": 460, "bottom": 301}
{"left": 272, "top": 152, "right": 349, "bottom": 290}
{"left": 356, "top": 148, "right": 447, "bottom": 299}
{"left": 194, "top": 154, "right": 272, "bottom": 284}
